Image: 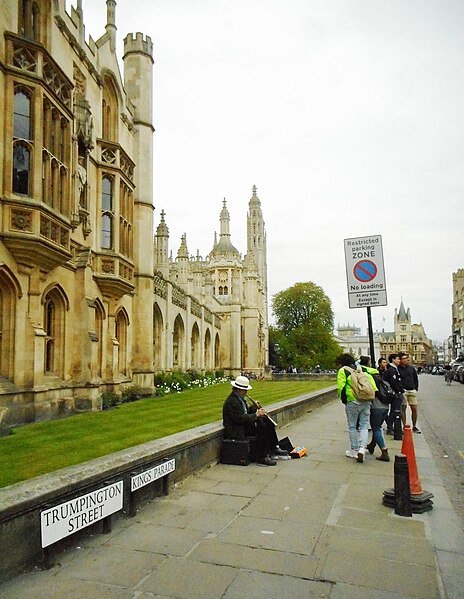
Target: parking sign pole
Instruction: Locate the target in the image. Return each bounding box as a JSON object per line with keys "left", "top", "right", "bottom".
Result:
{"left": 367, "top": 306, "right": 375, "bottom": 366}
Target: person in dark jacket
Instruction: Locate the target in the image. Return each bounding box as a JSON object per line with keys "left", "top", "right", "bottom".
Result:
{"left": 222, "top": 375, "right": 288, "bottom": 466}
{"left": 366, "top": 357, "right": 390, "bottom": 461}
{"left": 384, "top": 353, "right": 404, "bottom": 435}
{"left": 398, "top": 352, "right": 421, "bottom": 433}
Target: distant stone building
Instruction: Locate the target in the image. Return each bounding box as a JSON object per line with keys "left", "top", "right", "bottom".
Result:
{"left": 0, "top": 1, "right": 268, "bottom": 426}
{"left": 451, "top": 269, "right": 464, "bottom": 360}
{"left": 335, "top": 324, "right": 381, "bottom": 362}
{"left": 378, "top": 301, "right": 432, "bottom": 366}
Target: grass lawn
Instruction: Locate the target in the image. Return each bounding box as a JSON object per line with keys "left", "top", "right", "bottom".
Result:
{"left": 0, "top": 379, "right": 334, "bottom": 489}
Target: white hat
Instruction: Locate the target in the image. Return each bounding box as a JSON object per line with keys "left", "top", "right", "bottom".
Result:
{"left": 231, "top": 375, "right": 252, "bottom": 390}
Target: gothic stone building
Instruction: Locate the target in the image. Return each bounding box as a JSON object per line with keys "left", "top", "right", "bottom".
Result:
{"left": 0, "top": 1, "right": 268, "bottom": 426}
{"left": 378, "top": 301, "right": 432, "bottom": 367}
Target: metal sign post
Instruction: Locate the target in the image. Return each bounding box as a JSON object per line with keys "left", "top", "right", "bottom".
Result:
{"left": 344, "top": 235, "right": 387, "bottom": 366}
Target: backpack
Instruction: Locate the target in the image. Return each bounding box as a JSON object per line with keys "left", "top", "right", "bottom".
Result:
{"left": 375, "top": 377, "right": 396, "bottom": 405}
{"left": 344, "top": 366, "right": 375, "bottom": 401}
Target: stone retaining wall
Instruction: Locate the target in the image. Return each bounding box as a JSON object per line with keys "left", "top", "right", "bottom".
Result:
{"left": 0, "top": 386, "right": 336, "bottom": 583}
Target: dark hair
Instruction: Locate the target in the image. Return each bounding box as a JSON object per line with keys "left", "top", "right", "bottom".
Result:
{"left": 378, "top": 357, "right": 387, "bottom": 366}
{"left": 336, "top": 353, "right": 356, "bottom": 367}
{"left": 388, "top": 353, "right": 400, "bottom": 363}
{"left": 359, "top": 355, "right": 370, "bottom": 366}
{"left": 398, "top": 352, "right": 409, "bottom": 360}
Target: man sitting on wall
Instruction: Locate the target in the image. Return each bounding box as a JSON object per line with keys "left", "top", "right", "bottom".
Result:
{"left": 222, "top": 376, "right": 288, "bottom": 466}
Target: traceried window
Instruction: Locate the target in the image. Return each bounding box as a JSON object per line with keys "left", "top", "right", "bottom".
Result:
{"left": 102, "top": 76, "right": 118, "bottom": 141}
{"left": 43, "top": 287, "right": 66, "bottom": 377}
{"left": 101, "top": 176, "right": 114, "bottom": 249}
{"left": 19, "top": 0, "right": 42, "bottom": 42}
{"left": 115, "top": 309, "right": 128, "bottom": 375}
{"left": 42, "top": 98, "right": 70, "bottom": 213}
{"left": 119, "top": 181, "right": 133, "bottom": 258}
{"left": 13, "top": 88, "right": 33, "bottom": 195}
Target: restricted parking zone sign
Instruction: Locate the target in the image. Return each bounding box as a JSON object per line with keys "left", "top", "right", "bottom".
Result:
{"left": 344, "top": 235, "right": 387, "bottom": 308}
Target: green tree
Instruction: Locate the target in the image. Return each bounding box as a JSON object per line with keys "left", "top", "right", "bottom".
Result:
{"left": 271, "top": 282, "right": 341, "bottom": 370}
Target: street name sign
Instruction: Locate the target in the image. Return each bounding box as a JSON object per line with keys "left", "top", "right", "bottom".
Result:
{"left": 344, "top": 235, "right": 387, "bottom": 308}
{"left": 40, "top": 480, "right": 123, "bottom": 548}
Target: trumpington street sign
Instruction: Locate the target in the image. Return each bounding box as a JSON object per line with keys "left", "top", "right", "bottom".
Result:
{"left": 344, "top": 235, "right": 387, "bottom": 309}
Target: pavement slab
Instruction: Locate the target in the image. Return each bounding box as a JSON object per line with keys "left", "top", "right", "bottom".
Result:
{"left": 136, "top": 556, "right": 237, "bottom": 599}
{"left": 189, "top": 538, "right": 319, "bottom": 578}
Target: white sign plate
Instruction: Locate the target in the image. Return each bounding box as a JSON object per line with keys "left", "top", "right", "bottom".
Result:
{"left": 344, "top": 235, "right": 387, "bottom": 308}
{"left": 131, "top": 458, "right": 176, "bottom": 492}
{"left": 41, "top": 481, "right": 123, "bottom": 548}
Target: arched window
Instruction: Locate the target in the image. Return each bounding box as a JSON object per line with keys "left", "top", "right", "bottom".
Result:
{"left": 0, "top": 268, "right": 21, "bottom": 380}
{"left": 115, "top": 309, "right": 129, "bottom": 375}
{"left": 153, "top": 303, "right": 164, "bottom": 370}
{"left": 204, "top": 329, "right": 211, "bottom": 370}
{"left": 14, "top": 89, "right": 31, "bottom": 139}
{"left": 191, "top": 322, "right": 200, "bottom": 369}
{"left": 173, "top": 315, "right": 185, "bottom": 368}
{"left": 214, "top": 333, "right": 220, "bottom": 369}
{"left": 13, "top": 88, "right": 33, "bottom": 195}
{"left": 12, "top": 142, "right": 31, "bottom": 195}
{"left": 101, "top": 176, "right": 113, "bottom": 249}
{"left": 95, "top": 301, "right": 105, "bottom": 378}
{"left": 19, "top": 0, "right": 41, "bottom": 42}
{"left": 43, "top": 285, "right": 67, "bottom": 377}
{"left": 102, "top": 76, "right": 118, "bottom": 141}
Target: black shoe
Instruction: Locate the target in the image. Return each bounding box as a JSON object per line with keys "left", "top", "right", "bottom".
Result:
{"left": 257, "top": 456, "right": 277, "bottom": 466}
{"left": 272, "top": 447, "right": 289, "bottom": 457}
{"left": 413, "top": 426, "right": 422, "bottom": 434}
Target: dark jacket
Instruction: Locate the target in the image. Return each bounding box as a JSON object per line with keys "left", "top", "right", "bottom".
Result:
{"left": 398, "top": 365, "right": 419, "bottom": 391}
{"left": 222, "top": 390, "right": 257, "bottom": 440}
{"left": 384, "top": 364, "right": 404, "bottom": 394}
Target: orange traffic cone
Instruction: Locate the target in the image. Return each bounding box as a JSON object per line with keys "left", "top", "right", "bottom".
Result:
{"left": 401, "top": 425, "right": 423, "bottom": 495}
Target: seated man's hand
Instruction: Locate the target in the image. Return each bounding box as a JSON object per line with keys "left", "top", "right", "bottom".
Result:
{"left": 257, "top": 408, "right": 266, "bottom": 417}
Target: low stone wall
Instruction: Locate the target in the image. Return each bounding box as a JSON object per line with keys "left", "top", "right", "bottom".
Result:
{"left": 0, "top": 386, "right": 336, "bottom": 583}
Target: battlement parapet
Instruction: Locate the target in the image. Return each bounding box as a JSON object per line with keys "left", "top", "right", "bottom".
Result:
{"left": 123, "top": 32, "right": 153, "bottom": 60}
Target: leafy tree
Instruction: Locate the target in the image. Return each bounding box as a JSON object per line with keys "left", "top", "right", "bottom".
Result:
{"left": 270, "top": 282, "right": 341, "bottom": 370}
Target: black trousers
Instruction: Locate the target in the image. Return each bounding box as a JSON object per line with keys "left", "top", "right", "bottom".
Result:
{"left": 387, "top": 393, "right": 403, "bottom": 430}
{"left": 244, "top": 418, "right": 279, "bottom": 459}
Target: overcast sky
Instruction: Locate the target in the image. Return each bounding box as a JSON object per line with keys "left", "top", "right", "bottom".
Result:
{"left": 77, "top": 0, "right": 464, "bottom": 343}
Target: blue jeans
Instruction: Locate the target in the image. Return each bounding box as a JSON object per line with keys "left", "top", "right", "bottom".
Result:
{"left": 345, "top": 401, "right": 371, "bottom": 450}
{"left": 370, "top": 408, "right": 388, "bottom": 449}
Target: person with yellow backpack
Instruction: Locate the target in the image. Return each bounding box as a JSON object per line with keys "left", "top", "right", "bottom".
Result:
{"left": 336, "top": 353, "right": 377, "bottom": 463}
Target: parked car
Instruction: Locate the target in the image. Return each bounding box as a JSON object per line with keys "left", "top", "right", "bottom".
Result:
{"left": 450, "top": 362, "right": 463, "bottom": 382}
{"left": 456, "top": 364, "right": 464, "bottom": 384}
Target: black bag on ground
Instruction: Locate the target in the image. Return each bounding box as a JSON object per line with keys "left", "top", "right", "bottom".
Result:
{"left": 221, "top": 439, "right": 250, "bottom": 465}
{"left": 278, "top": 437, "right": 294, "bottom": 452}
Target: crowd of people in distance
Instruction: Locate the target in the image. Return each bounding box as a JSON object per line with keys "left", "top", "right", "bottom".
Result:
{"left": 336, "top": 352, "right": 420, "bottom": 463}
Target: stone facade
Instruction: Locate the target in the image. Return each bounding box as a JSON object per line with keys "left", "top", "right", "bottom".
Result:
{"left": 451, "top": 269, "right": 464, "bottom": 360}
{"left": 377, "top": 301, "right": 433, "bottom": 366}
{"left": 335, "top": 324, "right": 381, "bottom": 362}
{"left": 0, "top": 1, "right": 268, "bottom": 426}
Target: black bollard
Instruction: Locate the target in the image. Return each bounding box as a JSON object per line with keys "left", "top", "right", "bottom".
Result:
{"left": 393, "top": 412, "right": 403, "bottom": 441}
{"left": 394, "top": 453, "right": 412, "bottom": 517}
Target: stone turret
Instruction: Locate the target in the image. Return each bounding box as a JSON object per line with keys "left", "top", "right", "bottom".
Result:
{"left": 154, "top": 210, "right": 169, "bottom": 278}
{"left": 105, "top": 0, "right": 117, "bottom": 52}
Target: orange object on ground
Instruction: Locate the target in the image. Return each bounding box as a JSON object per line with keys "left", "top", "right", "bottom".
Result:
{"left": 290, "top": 446, "right": 307, "bottom": 458}
{"left": 401, "top": 424, "right": 423, "bottom": 495}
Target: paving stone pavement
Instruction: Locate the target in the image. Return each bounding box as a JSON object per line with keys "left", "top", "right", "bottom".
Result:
{"left": 2, "top": 397, "right": 463, "bottom": 599}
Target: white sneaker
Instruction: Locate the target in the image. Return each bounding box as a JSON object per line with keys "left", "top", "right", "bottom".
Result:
{"left": 357, "top": 448, "right": 366, "bottom": 463}
{"left": 345, "top": 449, "right": 357, "bottom": 458}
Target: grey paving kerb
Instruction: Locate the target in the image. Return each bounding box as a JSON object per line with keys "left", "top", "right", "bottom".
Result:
{"left": 2, "top": 398, "right": 464, "bottom": 599}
